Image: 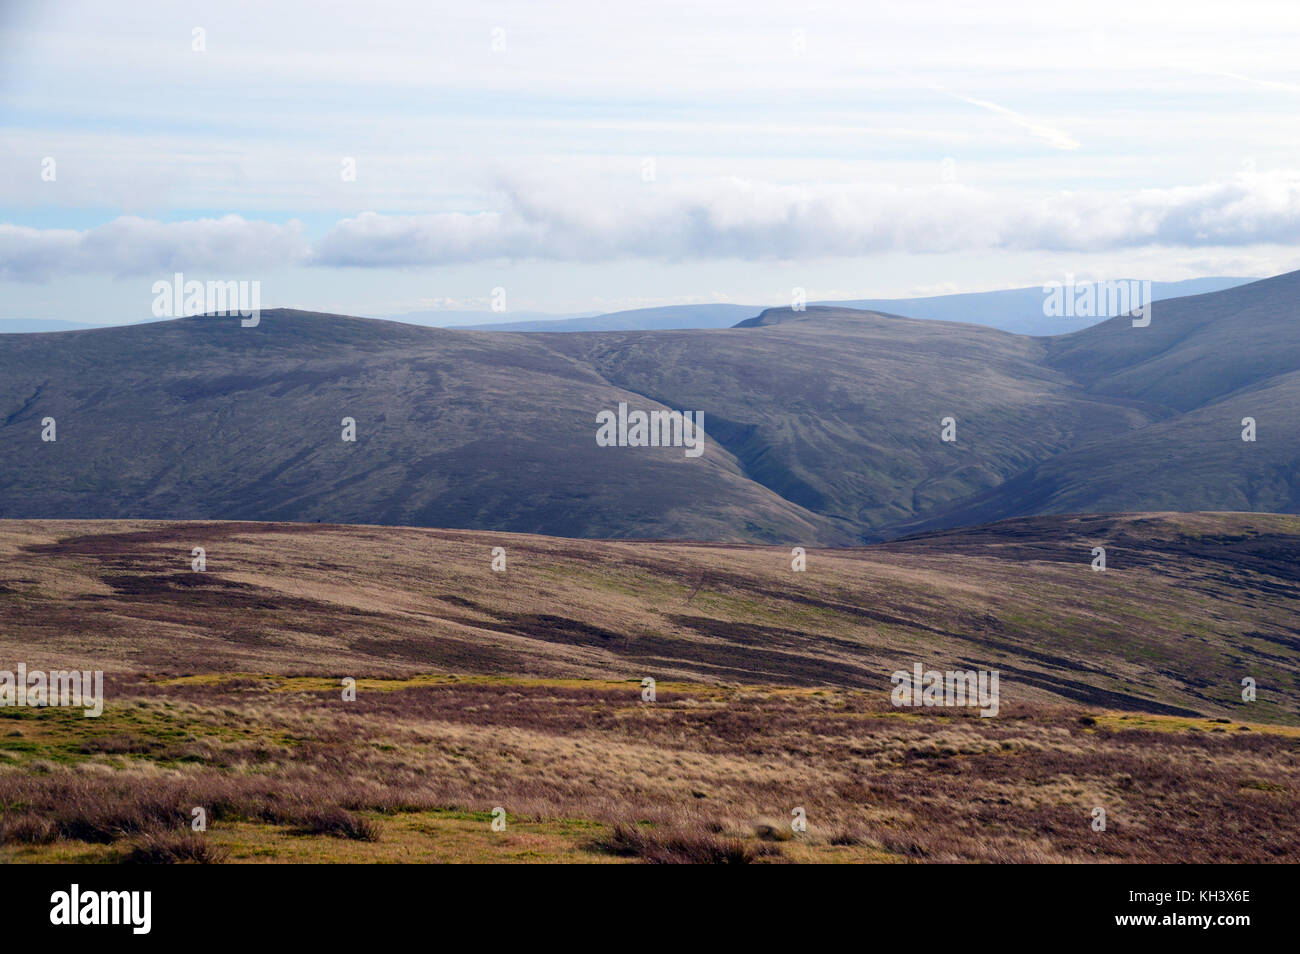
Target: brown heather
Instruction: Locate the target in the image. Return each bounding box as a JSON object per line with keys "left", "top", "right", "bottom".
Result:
{"left": 0, "top": 516, "right": 1297, "bottom": 862}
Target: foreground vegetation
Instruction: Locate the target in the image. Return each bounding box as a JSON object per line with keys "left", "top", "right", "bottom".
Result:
{"left": 2, "top": 674, "right": 1296, "bottom": 863}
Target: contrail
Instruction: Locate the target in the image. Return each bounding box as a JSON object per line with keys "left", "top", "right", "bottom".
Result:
{"left": 905, "top": 72, "right": 1082, "bottom": 151}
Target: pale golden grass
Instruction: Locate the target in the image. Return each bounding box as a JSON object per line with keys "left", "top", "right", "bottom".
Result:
{"left": 1, "top": 674, "right": 1295, "bottom": 863}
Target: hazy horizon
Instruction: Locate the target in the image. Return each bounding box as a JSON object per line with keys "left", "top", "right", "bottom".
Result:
{"left": 5, "top": 0, "right": 1300, "bottom": 325}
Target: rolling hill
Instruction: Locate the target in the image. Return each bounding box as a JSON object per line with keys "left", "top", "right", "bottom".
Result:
{"left": 1, "top": 270, "right": 1298, "bottom": 541}
{"left": 2, "top": 513, "right": 1297, "bottom": 722}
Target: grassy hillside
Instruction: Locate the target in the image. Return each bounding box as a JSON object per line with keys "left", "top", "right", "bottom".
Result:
{"left": 2, "top": 513, "right": 1297, "bottom": 721}
{"left": 1, "top": 514, "right": 1296, "bottom": 864}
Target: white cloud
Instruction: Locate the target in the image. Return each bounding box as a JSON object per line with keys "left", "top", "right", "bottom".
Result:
{"left": 7, "top": 171, "right": 1300, "bottom": 279}
{"left": 314, "top": 170, "right": 1300, "bottom": 266}
{"left": 0, "top": 215, "right": 309, "bottom": 280}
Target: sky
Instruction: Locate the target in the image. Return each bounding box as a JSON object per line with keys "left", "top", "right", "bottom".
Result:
{"left": 3, "top": 0, "right": 1300, "bottom": 325}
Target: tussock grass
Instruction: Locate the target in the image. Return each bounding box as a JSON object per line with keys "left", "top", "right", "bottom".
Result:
{"left": 290, "top": 808, "right": 380, "bottom": 842}
{"left": 124, "top": 830, "right": 229, "bottom": 864}
{"left": 0, "top": 674, "right": 1296, "bottom": 863}
{"left": 590, "top": 823, "right": 767, "bottom": 864}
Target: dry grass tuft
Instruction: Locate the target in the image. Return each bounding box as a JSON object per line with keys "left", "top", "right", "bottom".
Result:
{"left": 290, "top": 807, "right": 381, "bottom": 842}
{"left": 124, "top": 830, "right": 229, "bottom": 864}
{"left": 590, "top": 822, "right": 767, "bottom": 864}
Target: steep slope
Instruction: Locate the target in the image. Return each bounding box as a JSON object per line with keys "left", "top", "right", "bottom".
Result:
{"left": 909, "top": 369, "right": 1300, "bottom": 532}
{"left": 548, "top": 308, "right": 1155, "bottom": 536}
{"left": 1047, "top": 268, "right": 1300, "bottom": 411}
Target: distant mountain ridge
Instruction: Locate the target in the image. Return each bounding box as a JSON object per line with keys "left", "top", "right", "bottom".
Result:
{"left": 457, "top": 276, "right": 1250, "bottom": 334}
{"left": 811, "top": 276, "right": 1250, "bottom": 336}
{"left": 460, "top": 303, "right": 759, "bottom": 332}
{"left": 0, "top": 270, "right": 1296, "bottom": 542}
{"left": 3, "top": 276, "right": 1251, "bottom": 336}
{"left": 0, "top": 318, "right": 101, "bottom": 333}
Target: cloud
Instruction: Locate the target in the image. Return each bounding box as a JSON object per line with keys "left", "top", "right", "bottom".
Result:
{"left": 6, "top": 172, "right": 1300, "bottom": 278}
{"left": 312, "top": 211, "right": 538, "bottom": 268}
{"left": 0, "top": 215, "right": 308, "bottom": 281}
{"left": 314, "top": 170, "right": 1300, "bottom": 265}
